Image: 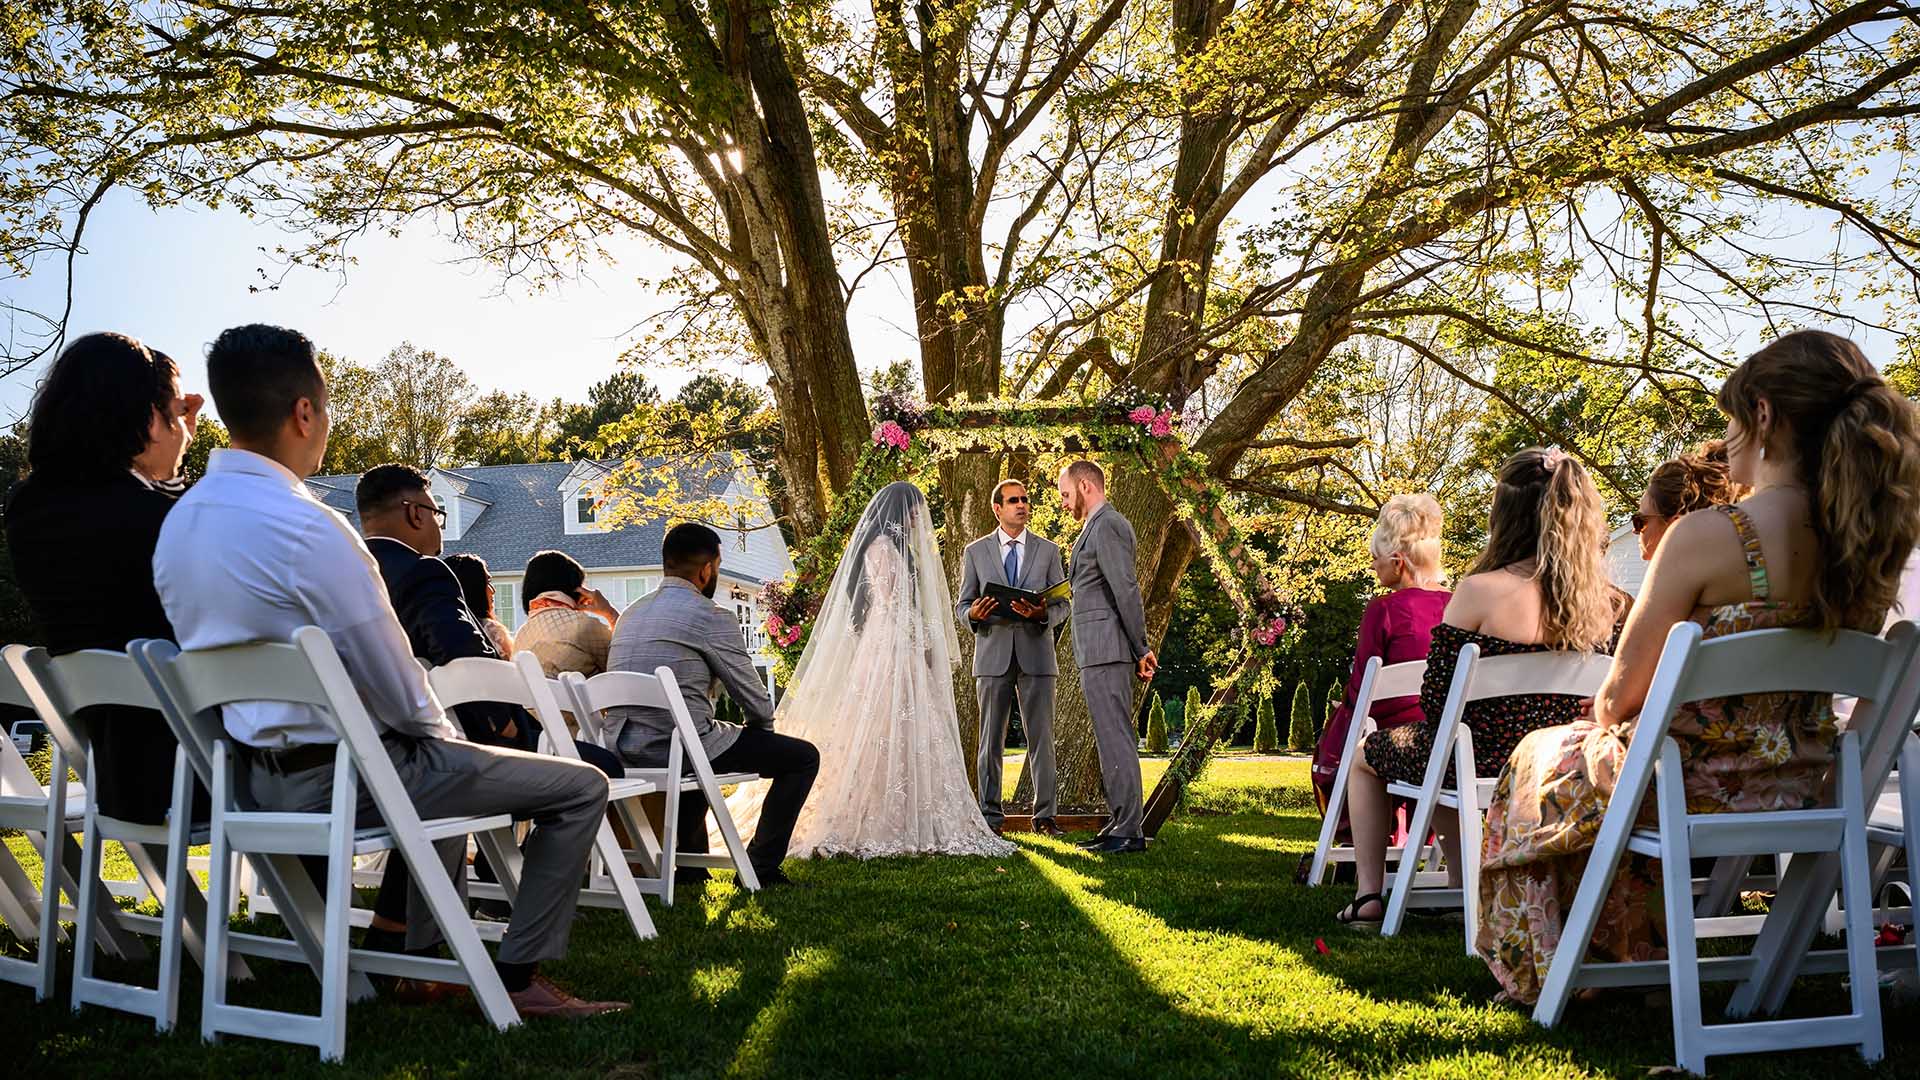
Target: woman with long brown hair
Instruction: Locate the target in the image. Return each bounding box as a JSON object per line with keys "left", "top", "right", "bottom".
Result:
{"left": 1477, "top": 330, "right": 1920, "bottom": 1005}
{"left": 1633, "top": 441, "right": 1746, "bottom": 562}
{"left": 1337, "top": 447, "right": 1621, "bottom": 928}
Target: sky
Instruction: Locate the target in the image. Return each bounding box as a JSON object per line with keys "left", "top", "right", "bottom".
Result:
{"left": 0, "top": 186, "right": 924, "bottom": 424}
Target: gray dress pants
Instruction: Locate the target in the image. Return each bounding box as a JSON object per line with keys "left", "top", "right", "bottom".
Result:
{"left": 244, "top": 735, "right": 607, "bottom": 966}
{"left": 1079, "top": 661, "right": 1143, "bottom": 838}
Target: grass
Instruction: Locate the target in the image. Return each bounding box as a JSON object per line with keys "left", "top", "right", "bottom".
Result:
{"left": 5, "top": 757, "right": 1917, "bottom": 1078}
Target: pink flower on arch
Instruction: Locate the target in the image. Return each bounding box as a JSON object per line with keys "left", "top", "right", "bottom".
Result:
{"left": 1128, "top": 405, "right": 1157, "bottom": 425}
{"left": 1150, "top": 410, "right": 1175, "bottom": 438}
{"left": 873, "top": 420, "right": 911, "bottom": 451}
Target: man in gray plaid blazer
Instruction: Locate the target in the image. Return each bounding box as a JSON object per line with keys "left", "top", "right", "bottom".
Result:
{"left": 1057, "top": 460, "right": 1156, "bottom": 853}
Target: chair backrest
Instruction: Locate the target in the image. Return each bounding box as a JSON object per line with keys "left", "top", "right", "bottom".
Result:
{"left": 133, "top": 631, "right": 343, "bottom": 800}
{"left": 423, "top": 654, "right": 583, "bottom": 762}
{"left": 562, "top": 668, "right": 700, "bottom": 763}
{"left": 1370, "top": 659, "right": 1426, "bottom": 702}
{"left": 1627, "top": 620, "right": 1920, "bottom": 806}
{"left": 1458, "top": 648, "right": 1613, "bottom": 704}
{"left": 8, "top": 646, "right": 168, "bottom": 766}
{"left": 0, "top": 649, "right": 47, "bottom": 797}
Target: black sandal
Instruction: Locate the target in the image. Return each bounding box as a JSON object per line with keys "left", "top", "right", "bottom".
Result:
{"left": 1335, "top": 892, "right": 1386, "bottom": 930}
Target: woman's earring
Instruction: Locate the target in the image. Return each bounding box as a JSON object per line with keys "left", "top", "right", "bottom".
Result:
{"left": 1760, "top": 444, "right": 1767, "bottom": 462}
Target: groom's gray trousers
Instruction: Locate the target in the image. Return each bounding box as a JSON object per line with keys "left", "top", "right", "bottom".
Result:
{"left": 976, "top": 652, "right": 1056, "bottom": 827}
{"left": 1079, "top": 661, "right": 1144, "bottom": 838}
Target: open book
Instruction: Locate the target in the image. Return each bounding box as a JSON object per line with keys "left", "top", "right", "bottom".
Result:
{"left": 983, "top": 578, "right": 1071, "bottom": 622}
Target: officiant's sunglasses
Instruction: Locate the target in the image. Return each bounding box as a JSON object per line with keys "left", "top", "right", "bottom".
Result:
{"left": 1002, "top": 494, "right": 1029, "bottom": 504}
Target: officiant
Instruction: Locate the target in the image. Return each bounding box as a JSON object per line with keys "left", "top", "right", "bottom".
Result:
{"left": 956, "top": 479, "right": 1070, "bottom": 835}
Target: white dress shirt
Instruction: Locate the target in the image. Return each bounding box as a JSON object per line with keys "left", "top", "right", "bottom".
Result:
{"left": 153, "top": 448, "right": 456, "bottom": 748}
{"left": 998, "top": 526, "right": 1025, "bottom": 582}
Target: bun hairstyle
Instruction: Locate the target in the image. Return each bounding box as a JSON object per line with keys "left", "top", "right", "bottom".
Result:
{"left": 1717, "top": 330, "right": 1920, "bottom": 631}
{"left": 1369, "top": 493, "right": 1445, "bottom": 585}
{"left": 1646, "top": 439, "right": 1746, "bottom": 519}
{"left": 1469, "top": 447, "right": 1616, "bottom": 651}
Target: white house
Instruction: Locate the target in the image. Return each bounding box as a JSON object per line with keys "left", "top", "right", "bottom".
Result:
{"left": 305, "top": 458, "right": 794, "bottom": 694}
{"left": 1605, "top": 522, "right": 1648, "bottom": 597}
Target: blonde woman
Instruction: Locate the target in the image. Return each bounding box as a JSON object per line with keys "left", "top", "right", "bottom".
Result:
{"left": 1337, "top": 449, "right": 1620, "bottom": 928}
{"left": 1478, "top": 330, "right": 1920, "bottom": 1005}
{"left": 1312, "top": 495, "right": 1450, "bottom": 826}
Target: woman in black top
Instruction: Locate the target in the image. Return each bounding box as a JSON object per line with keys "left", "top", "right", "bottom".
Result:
{"left": 4, "top": 332, "right": 205, "bottom": 823}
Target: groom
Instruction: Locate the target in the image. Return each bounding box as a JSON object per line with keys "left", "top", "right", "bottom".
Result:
{"left": 956, "top": 479, "right": 1070, "bottom": 836}
{"left": 1058, "top": 460, "right": 1155, "bottom": 854}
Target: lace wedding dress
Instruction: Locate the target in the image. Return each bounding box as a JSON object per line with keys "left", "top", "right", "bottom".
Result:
{"left": 723, "top": 482, "right": 1015, "bottom": 859}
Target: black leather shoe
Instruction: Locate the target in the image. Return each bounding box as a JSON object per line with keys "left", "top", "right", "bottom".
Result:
{"left": 757, "top": 868, "right": 810, "bottom": 889}
{"left": 1075, "top": 834, "right": 1110, "bottom": 850}
{"left": 1031, "top": 817, "right": 1064, "bottom": 836}
{"left": 1087, "top": 836, "right": 1147, "bottom": 854}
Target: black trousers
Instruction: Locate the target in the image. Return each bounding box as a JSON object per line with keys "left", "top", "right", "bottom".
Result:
{"left": 669, "top": 727, "right": 819, "bottom": 876}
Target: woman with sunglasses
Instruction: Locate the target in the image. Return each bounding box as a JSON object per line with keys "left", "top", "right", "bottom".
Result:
{"left": 1631, "top": 440, "right": 1744, "bottom": 561}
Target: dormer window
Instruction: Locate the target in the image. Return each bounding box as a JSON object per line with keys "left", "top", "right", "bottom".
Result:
{"left": 576, "top": 494, "right": 597, "bottom": 524}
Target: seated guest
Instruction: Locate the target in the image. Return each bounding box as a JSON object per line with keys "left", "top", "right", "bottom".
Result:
{"left": 153, "top": 324, "right": 625, "bottom": 1018}
{"left": 1312, "top": 494, "right": 1450, "bottom": 836}
{"left": 356, "top": 463, "right": 622, "bottom": 776}
{"left": 514, "top": 549, "right": 620, "bottom": 677}
{"left": 1632, "top": 440, "right": 1744, "bottom": 561}
{"left": 445, "top": 553, "right": 516, "bottom": 658}
{"left": 607, "top": 523, "right": 818, "bottom": 888}
{"left": 1338, "top": 447, "right": 1621, "bottom": 929}
{"left": 4, "top": 332, "right": 207, "bottom": 825}
{"left": 1478, "top": 331, "right": 1920, "bottom": 1005}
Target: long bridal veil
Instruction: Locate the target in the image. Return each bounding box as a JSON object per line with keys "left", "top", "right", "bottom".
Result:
{"left": 723, "top": 481, "right": 1013, "bottom": 858}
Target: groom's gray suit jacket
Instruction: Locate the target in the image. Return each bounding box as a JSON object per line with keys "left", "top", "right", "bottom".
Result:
{"left": 954, "top": 530, "right": 1069, "bottom": 676}
{"left": 1069, "top": 503, "right": 1150, "bottom": 668}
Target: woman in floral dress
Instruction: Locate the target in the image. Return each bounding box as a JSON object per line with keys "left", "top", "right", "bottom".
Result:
{"left": 1477, "top": 330, "right": 1920, "bottom": 1005}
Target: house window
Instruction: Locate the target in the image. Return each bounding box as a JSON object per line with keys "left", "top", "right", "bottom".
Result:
{"left": 576, "top": 494, "right": 596, "bottom": 524}
{"left": 736, "top": 603, "right": 761, "bottom": 651}
{"left": 623, "top": 576, "right": 651, "bottom": 605}
{"left": 494, "top": 581, "right": 518, "bottom": 630}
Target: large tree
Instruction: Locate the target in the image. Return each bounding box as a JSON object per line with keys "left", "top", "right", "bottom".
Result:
{"left": 7, "top": 0, "right": 1920, "bottom": 804}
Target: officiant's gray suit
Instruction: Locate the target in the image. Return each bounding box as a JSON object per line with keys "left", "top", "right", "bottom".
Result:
{"left": 1070, "top": 502, "right": 1150, "bottom": 839}
{"left": 956, "top": 528, "right": 1069, "bottom": 827}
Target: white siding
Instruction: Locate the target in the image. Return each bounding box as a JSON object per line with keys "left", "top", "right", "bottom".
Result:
{"left": 1607, "top": 524, "right": 1647, "bottom": 597}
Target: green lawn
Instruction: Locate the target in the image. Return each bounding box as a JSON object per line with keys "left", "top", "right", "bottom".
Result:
{"left": 6, "top": 757, "right": 1916, "bottom": 1078}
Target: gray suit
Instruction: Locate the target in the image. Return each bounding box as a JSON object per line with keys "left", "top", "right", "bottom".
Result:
{"left": 954, "top": 529, "right": 1069, "bottom": 825}
{"left": 1070, "top": 503, "right": 1150, "bottom": 838}
{"left": 606, "top": 577, "right": 773, "bottom": 766}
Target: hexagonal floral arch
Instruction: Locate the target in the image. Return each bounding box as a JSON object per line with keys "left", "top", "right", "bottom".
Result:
{"left": 757, "top": 391, "right": 1304, "bottom": 837}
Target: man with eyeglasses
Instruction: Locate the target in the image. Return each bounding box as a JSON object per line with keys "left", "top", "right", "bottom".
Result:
{"left": 955, "top": 479, "right": 1069, "bottom": 835}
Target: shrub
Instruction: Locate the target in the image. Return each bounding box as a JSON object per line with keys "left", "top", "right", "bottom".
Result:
{"left": 1144, "top": 690, "right": 1169, "bottom": 753}
{"left": 1185, "top": 684, "right": 1203, "bottom": 738}
{"left": 1253, "top": 693, "right": 1279, "bottom": 753}
{"left": 1287, "top": 682, "right": 1313, "bottom": 751}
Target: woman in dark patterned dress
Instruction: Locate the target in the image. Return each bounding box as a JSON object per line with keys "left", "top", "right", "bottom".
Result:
{"left": 1337, "top": 447, "right": 1622, "bottom": 929}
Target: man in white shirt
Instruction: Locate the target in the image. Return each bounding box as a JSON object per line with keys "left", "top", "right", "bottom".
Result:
{"left": 153, "top": 324, "right": 625, "bottom": 1019}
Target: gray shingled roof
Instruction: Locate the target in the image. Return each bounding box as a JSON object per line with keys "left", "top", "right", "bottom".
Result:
{"left": 305, "top": 459, "right": 783, "bottom": 585}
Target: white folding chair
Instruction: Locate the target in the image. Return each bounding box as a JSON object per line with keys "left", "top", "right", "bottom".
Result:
{"left": 1380, "top": 645, "right": 1613, "bottom": 954}
{"left": 1534, "top": 620, "right": 1920, "bottom": 1074}
{"left": 423, "top": 653, "right": 658, "bottom": 940}
{"left": 562, "top": 668, "right": 762, "bottom": 904}
{"left": 0, "top": 651, "right": 95, "bottom": 1001}
{"left": 1308, "top": 658, "right": 1427, "bottom": 887}
{"left": 7, "top": 644, "right": 255, "bottom": 1027}
{"left": 136, "top": 629, "right": 523, "bottom": 1060}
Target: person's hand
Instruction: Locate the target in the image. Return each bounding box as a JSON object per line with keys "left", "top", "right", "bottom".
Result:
{"left": 182, "top": 392, "right": 205, "bottom": 440}
{"left": 1137, "top": 650, "right": 1158, "bottom": 681}
{"left": 1009, "top": 598, "right": 1044, "bottom": 620}
{"left": 968, "top": 596, "right": 999, "bottom": 622}
{"left": 1575, "top": 697, "right": 1595, "bottom": 723}
{"left": 578, "top": 587, "right": 619, "bottom": 623}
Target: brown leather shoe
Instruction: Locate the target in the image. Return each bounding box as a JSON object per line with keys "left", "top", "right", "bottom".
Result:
{"left": 389, "top": 978, "right": 471, "bottom": 1006}
{"left": 508, "top": 975, "right": 629, "bottom": 1019}
{"left": 1031, "top": 817, "right": 1064, "bottom": 836}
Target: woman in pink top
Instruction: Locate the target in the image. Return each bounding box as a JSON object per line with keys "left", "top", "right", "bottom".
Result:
{"left": 1313, "top": 495, "right": 1450, "bottom": 829}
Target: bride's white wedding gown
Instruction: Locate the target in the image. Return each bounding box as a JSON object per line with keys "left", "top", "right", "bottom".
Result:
{"left": 723, "top": 484, "right": 1015, "bottom": 859}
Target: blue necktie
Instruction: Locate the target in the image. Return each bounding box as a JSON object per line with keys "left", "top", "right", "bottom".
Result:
{"left": 1003, "top": 540, "right": 1020, "bottom": 584}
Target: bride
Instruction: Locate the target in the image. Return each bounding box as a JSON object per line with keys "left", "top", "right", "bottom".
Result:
{"left": 726, "top": 482, "right": 1014, "bottom": 858}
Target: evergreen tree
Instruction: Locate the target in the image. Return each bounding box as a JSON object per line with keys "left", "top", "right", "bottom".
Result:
{"left": 1253, "top": 693, "right": 1279, "bottom": 753}
{"left": 1184, "top": 685, "right": 1203, "bottom": 743}
{"left": 1288, "top": 682, "right": 1314, "bottom": 752}
{"left": 1144, "top": 690, "right": 1169, "bottom": 754}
